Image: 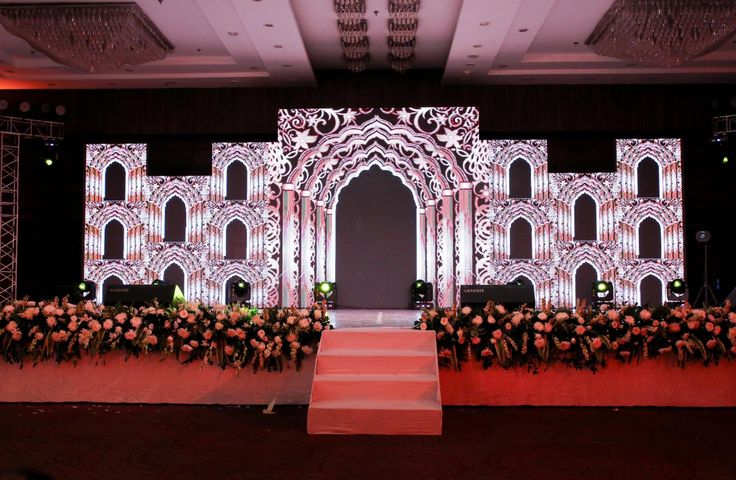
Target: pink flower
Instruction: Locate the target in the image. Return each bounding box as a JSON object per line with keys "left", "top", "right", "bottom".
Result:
{"left": 115, "top": 312, "right": 127, "bottom": 324}
{"left": 544, "top": 323, "right": 553, "bottom": 333}
{"left": 131, "top": 317, "right": 142, "bottom": 329}
{"left": 124, "top": 330, "right": 136, "bottom": 341}
{"left": 2, "top": 305, "right": 14, "bottom": 313}
{"left": 472, "top": 315, "right": 483, "bottom": 326}
{"left": 147, "top": 335, "right": 158, "bottom": 346}
{"left": 313, "top": 310, "right": 322, "bottom": 320}
{"left": 12, "top": 331, "right": 22, "bottom": 341}
{"left": 471, "top": 336, "right": 481, "bottom": 345}
{"left": 729, "top": 312, "right": 736, "bottom": 324}
{"left": 591, "top": 338, "right": 603, "bottom": 350}
{"left": 497, "top": 305, "right": 506, "bottom": 315}
{"left": 537, "top": 312, "right": 548, "bottom": 321}
{"left": 68, "top": 321, "right": 78, "bottom": 332}
{"left": 215, "top": 322, "right": 224, "bottom": 330}
{"left": 606, "top": 309, "right": 619, "bottom": 321}
{"left": 611, "top": 320, "right": 621, "bottom": 329}
{"left": 575, "top": 325, "right": 586, "bottom": 335}
{"left": 492, "top": 329, "right": 503, "bottom": 340}
{"left": 687, "top": 320, "right": 700, "bottom": 330}
{"left": 440, "top": 317, "right": 448, "bottom": 326}
{"left": 286, "top": 316, "right": 296, "bottom": 325}
{"left": 511, "top": 313, "right": 523, "bottom": 326}
{"left": 236, "top": 328, "right": 246, "bottom": 340}
{"left": 286, "top": 333, "right": 296, "bottom": 342}
{"left": 480, "top": 347, "right": 492, "bottom": 357}
{"left": 298, "top": 318, "right": 310, "bottom": 329}
{"left": 669, "top": 323, "right": 681, "bottom": 333}
{"left": 314, "top": 322, "right": 323, "bottom": 332}
{"left": 226, "top": 328, "right": 236, "bottom": 338}
{"left": 705, "top": 322, "right": 714, "bottom": 332}
{"left": 301, "top": 346, "right": 313, "bottom": 355}
{"left": 533, "top": 321, "right": 544, "bottom": 332}
{"left": 181, "top": 344, "right": 193, "bottom": 353}
{"left": 115, "top": 326, "right": 122, "bottom": 334}
{"left": 534, "top": 338, "right": 546, "bottom": 348}
{"left": 42, "top": 304, "right": 55, "bottom": 316}
{"left": 178, "top": 309, "right": 188, "bottom": 319}
{"left": 559, "top": 341, "right": 571, "bottom": 351}
{"left": 34, "top": 332, "right": 44, "bottom": 340}
{"left": 189, "top": 340, "right": 199, "bottom": 348}
{"left": 632, "top": 326, "right": 641, "bottom": 336}
{"left": 224, "top": 345, "right": 235, "bottom": 355}
{"left": 611, "top": 341, "right": 619, "bottom": 350}
{"left": 599, "top": 304, "right": 610, "bottom": 312}
{"left": 419, "top": 322, "right": 427, "bottom": 330}
{"left": 639, "top": 309, "right": 652, "bottom": 320}
{"left": 461, "top": 306, "right": 471, "bottom": 315}
{"left": 731, "top": 346, "right": 736, "bottom": 354}
{"left": 555, "top": 312, "right": 569, "bottom": 321}
{"left": 228, "top": 312, "right": 240, "bottom": 324}
{"left": 54, "top": 308, "right": 64, "bottom": 317}
{"left": 505, "top": 323, "right": 512, "bottom": 331}
{"left": 89, "top": 320, "right": 101, "bottom": 332}
{"left": 177, "top": 328, "right": 190, "bottom": 339}
{"left": 103, "top": 319, "right": 113, "bottom": 330}
{"left": 46, "top": 316, "right": 56, "bottom": 328}
{"left": 624, "top": 315, "right": 635, "bottom": 326}
{"left": 187, "top": 314, "right": 196, "bottom": 324}
{"left": 166, "top": 336, "right": 174, "bottom": 345}
{"left": 706, "top": 339, "right": 718, "bottom": 349}
{"left": 203, "top": 330, "right": 213, "bottom": 340}
{"left": 487, "top": 316, "right": 496, "bottom": 324}
{"left": 619, "top": 351, "right": 631, "bottom": 358}
{"left": 714, "top": 325, "right": 721, "bottom": 335}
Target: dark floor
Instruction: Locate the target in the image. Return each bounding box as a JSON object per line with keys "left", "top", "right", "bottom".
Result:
{"left": 0, "top": 404, "right": 734, "bottom": 480}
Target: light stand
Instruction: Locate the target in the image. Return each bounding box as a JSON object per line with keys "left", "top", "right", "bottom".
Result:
{"left": 693, "top": 239, "right": 718, "bottom": 308}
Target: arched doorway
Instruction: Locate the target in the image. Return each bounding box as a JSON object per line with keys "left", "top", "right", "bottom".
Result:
{"left": 335, "top": 166, "right": 416, "bottom": 308}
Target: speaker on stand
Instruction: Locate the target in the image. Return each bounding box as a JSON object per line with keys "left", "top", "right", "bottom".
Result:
{"left": 692, "top": 230, "right": 718, "bottom": 307}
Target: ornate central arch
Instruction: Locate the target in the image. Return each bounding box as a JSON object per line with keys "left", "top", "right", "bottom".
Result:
{"left": 277, "top": 108, "right": 477, "bottom": 307}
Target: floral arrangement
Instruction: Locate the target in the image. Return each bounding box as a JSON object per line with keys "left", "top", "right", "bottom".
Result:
{"left": 1, "top": 298, "right": 331, "bottom": 372}
{"left": 414, "top": 301, "right": 736, "bottom": 372}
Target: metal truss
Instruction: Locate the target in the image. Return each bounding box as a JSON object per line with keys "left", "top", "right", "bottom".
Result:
{"left": 713, "top": 114, "right": 736, "bottom": 136}
{"left": 0, "top": 115, "right": 64, "bottom": 303}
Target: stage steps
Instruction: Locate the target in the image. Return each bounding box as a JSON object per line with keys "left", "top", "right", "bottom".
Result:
{"left": 307, "top": 327, "right": 442, "bottom": 435}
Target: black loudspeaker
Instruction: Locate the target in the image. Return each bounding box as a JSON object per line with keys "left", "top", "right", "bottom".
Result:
{"left": 460, "top": 284, "right": 535, "bottom": 310}
{"left": 103, "top": 284, "right": 185, "bottom": 306}
{"left": 227, "top": 279, "right": 251, "bottom": 304}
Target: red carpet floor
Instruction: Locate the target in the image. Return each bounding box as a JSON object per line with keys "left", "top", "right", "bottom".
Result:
{"left": 0, "top": 404, "right": 734, "bottom": 480}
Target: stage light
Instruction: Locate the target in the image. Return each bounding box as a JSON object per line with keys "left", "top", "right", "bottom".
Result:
{"left": 76, "top": 280, "right": 96, "bottom": 301}
{"left": 227, "top": 278, "right": 251, "bottom": 305}
{"left": 314, "top": 282, "right": 337, "bottom": 308}
{"left": 44, "top": 158, "right": 53, "bottom": 166}
{"left": 151, "top": 279, "right": 166, "bottom": 286}
{"left": 723, "top": 155, "right": 729, "bottom": 165}
{"left": 411, "top": 279, "right": 433, "bottom": 308}
{"left": 592, "top": 280, "right": 614, "bottom": 303}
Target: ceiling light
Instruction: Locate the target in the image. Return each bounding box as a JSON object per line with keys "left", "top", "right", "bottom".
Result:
{"left": 586, "top": 0, "right": 736, "bottom": 67}
{"left": 55, "top": 105, "right": 66, "bottom": 116}
{"left": 468, "top": 54, "right": 479, "bottom": 58}
{"left": 227, "top": 31, "right": 239, "bottom": 36}
{"left": 0, "top": 99, "right": 8, "bottom": 110}
{"left": 480, "top": 21, "right": 490, "bottom": 26}
{"left": 518, "top": 28, "right": 528, "bottom": 32}
{"left": 282, "top": 64, "right": 293, "bottom": 67}
{"left": 273, "top": 44, "right": 283, "bottom": 48}
{"left": 473, "top": 44, "right": 482, "bottom": 48}
{"left": 19, "top": 101, "right": 30, "bottom": 113}
{"left": 264, "top": 23, "right": 274, "bottom": 27}
{"left": 498, "top": 64, "right": 508, "bottom": 68}
{"left": 0, "top": 3, "right": 174, "bottom": 73}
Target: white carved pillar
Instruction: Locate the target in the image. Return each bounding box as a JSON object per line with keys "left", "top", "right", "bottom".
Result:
{"left": 315, "top": 200, "right": 326, "bottom": 282}
{"left": 456, "top": 183, "right": 473, "bottom": 295}
{"left": 299, "top": 190, "right": 314, "bottom": 307}
{"left": 281, "top": 184, "right": 298, "bottom": 307}
{"left": 425, "top": 200, "right": 436, "bottom": 286}
{"left": 325, "top": 208, "right": 335, "bottom": 281}
{"left": 438, "top": 190, "right": 454, "bottom": 307}
{"left": 417, "top": 208, "right": 426, "bottom": 280}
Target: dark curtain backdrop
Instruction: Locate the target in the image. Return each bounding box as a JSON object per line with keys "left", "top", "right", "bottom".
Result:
{"left": 8, "top": 71, "right": 736, "bottom": 302}
{"left": 335, "top": 166, "right": 416, "bottom": 309}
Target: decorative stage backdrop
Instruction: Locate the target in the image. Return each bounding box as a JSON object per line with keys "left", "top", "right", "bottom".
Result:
{"left": 83, "top": 107, "right": 684, "bottom": 308}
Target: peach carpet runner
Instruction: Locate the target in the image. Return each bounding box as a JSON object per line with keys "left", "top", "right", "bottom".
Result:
{"left": 307, "top": 327, "right": 442, "bottom": 435}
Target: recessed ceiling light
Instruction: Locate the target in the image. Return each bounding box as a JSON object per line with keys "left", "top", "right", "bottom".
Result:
{"left": 264, "top": 23, "right": 274, "bottom": 27}
{"left": 573, "top": 41, "right": 579, "bottom": 45}
{"left": 480, "top": 21, "right": 490, "bottom": 26}
{"left": 518, "top": 28, "right": 528, "bottom": 32}
{"left": 498, "top": 64, "right": 508, "bottom": 68}
{"left": 227, "top": 31, "right": 239, "bottom": 36}
{"left": 282, "top": 64, "right": 293, "bottom": 67}
{"left": 197, "top": 48, "right": 202, "bottom": 52}
{"left": 273, "top": 44, "right": 283, "bottom": 48}
{"left": 473, "top": 44, "right": 482, "bottom": 48}
{"left": 468, "top": 54, "right": 479, "bottom": 58}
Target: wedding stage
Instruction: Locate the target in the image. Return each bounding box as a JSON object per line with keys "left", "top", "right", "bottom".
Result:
{"left": 3, "top": 308, "right": 736, "bottom": 408}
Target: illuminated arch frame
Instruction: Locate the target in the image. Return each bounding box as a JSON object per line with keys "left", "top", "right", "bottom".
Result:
{"left": 571, "top": 192, "right": 600, "bottom": 241}
{"left": 634, "top": 156, "right": 663, "bottom": 198}
{"left": 635, "top": 216, "right": 665, "bottom": 258}
{"left": 162, "top": 194, "right": 189, "bottom": 243}
{"left": 101, "top": 218, "right": 127, "bottom": 260}
{"left": 101, "top": 160, "right": 128, "bottom": 201}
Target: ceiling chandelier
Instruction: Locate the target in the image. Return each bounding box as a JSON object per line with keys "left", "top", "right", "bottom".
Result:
{"left": 388, "top": 0, "right": 420, "bottom": 73}
{"left": 334, "top": 0, "right": 369, "bottom": 72}
{"left": 586, "top": 0, "right": 736, "bottom": 67}
{"left": 0, "top": 2, "right": 174, "bottom": 73}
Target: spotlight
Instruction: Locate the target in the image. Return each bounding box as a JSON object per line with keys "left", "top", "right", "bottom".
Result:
{"left": 314, "top": 281, "right": 337, "bottom": 308}
{"left": 227, "top": 278, "right": 251, "bottom": 305}
{"left": 723, "top": 155, "right": 729, "bottom": 165}
{"left": 410, "top": 279, "right": 433, "bottom": 309}
{"left": 666, "top": 278, "right": 688, "bottom": 304}
{"left": 592, "top": 280, "right": 613, "bottom": 304}
{"left": 75, "top": 280, "right": 96, "bottom": 301}
{"left": 44, "top": 158, "right": 53, "bottom": 166}
{"left": 507, "top": 278, "right": 526, "bottom": 287}
{"left": 0, "top": 99, "right": 8, "bottom": 110}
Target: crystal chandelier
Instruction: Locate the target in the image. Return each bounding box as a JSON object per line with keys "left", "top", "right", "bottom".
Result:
{"left": 586, "top": 0, "right": 736, "bottom": 67}
{"left": 0, "top": 3, "right": 174, "bottom": 73}
{"left": 334, "top": 0, "right": 369, "bottom": 72}
{"left": 388, "top": 0, "right": 420, "bottom": 72}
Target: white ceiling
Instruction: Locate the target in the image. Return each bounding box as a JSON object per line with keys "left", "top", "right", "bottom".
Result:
{"left": 1, "top": 0, "right": 735, "bottom": 89}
